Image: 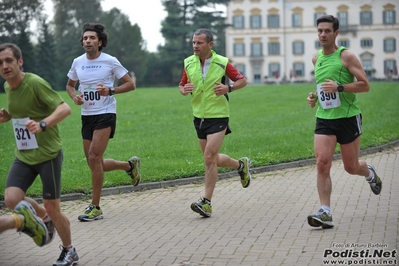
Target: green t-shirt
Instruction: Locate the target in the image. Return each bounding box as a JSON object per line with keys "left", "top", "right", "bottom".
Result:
{"left": 314, "top": 46, "right": 361, "bottom": 119}
{"left": 4, "top": 73, "right": 64, "bottom": 164}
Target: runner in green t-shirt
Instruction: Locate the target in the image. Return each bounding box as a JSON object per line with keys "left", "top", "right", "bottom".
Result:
{"left": 0, "top": 43, "right": 79, "bottom": 265}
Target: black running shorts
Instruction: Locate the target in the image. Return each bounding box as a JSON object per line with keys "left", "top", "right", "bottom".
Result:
{"left": 6, "top": 150, "right": 63, "bottom": 199}
{"left": 81, "top": 113, "right": 116, "bottom": 140}
{"left": 315, "top": 114, "right": 362, "bottom": 144}
{"left": 193, "top": 117, "right": 231, "bottom": 140}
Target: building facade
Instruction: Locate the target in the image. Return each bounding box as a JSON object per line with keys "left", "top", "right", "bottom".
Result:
{"left": 225, "top": 0, "right": 398, "bottom": 84}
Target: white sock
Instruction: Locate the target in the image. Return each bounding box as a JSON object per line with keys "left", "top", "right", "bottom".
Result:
{"left": 42, "top": 214, "right": 51, "bottom": 223}
{"left": 321, "top": 205, "right": 330, "bottom": 214}
{"left": 366, "top": 167, "right": 374, "bottom": 182}
{"left": 62, "top": 244, "right": 73, "bottom": 250}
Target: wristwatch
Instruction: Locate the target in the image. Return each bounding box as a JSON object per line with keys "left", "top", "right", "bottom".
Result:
{"left": 39, "top": 121, "right": 47, "bottom": 131}
{"left": 109, "top": 87, "right": 115, "bottom": 95}
{"left": 228, "top": 84, "right": 234, "bottom": 93}
{"left": 337, "top": 85, "right": 344, "bottom": 92}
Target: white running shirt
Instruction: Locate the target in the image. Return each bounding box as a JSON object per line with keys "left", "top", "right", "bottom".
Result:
{"left": 67, "top": 52, "right": 128, "bottom": 115}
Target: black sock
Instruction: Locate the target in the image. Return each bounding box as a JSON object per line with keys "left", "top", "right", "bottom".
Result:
{"left": 203, "top": 198, "right": 211, "bottom": 203}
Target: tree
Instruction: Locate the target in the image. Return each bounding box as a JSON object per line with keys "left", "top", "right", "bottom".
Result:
{"left": 16, "top": 29, "right": 37, "bottom": 73}
{"left": 52, "top": 0, "right": 104, "bottom": 83}
{"left": 0, "top": 0, "right": 44, "bottom": 90}
{"left": 52, "top": 0, "right": 150, "bottom": 87}
{"left": 36, "top": 17, "right": 59, "bottom": 89}
{"left": 101, "top": 8, "right": 148, "bottom": 87}
{"left": 0, "top": 0, "right": 43, "bottom": 40}
{"left": 157, "top": 0, "right": 231, "bottom": 86}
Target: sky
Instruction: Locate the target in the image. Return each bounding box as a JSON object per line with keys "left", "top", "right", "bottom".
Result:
{"left": 43, "top": 0, "right": 167, "bottom": 52}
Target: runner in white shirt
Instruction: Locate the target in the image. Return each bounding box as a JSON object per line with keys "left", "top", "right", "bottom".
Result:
{"left": 66, "top": 23, "right": 141, "bottom": 222}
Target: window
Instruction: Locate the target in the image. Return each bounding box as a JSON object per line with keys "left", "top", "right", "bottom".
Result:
{"left": 267, "top": 14, "right": 280, "bottom": 28}
{"left": 384, "top": 60, "right": 397, "bottom": 76}
{"left": 233, "top": 43, "right": 245, "bottom": 56}
{"left": 361, "top": 39, "right": 373, "bottom": 48}
{"left": 235, "top": 64, "right": 246, "bottom": 77}
{"left": 383, "top": 10, "right": 396, "bottom": 25}
{"left": 233, "top": 16, "right": 244, "bottom": 29}
{"left": 250, "top": 15, "right": 262, "bottom": 28}
{"left": 360, "top": 11, "right": 372, "bottom": 25}
{"left": 251, "top": 43, "right": 263, "bottom": 56}
{"left": 293, "top": 41, "right": 304, "bottom": 55}
{"left": 269, "top": 63, "right": 280, "bottom": 78}
{"left": 315, "top": 40, "right": 322, "bottom": 49}
{"left": 268, "top": 42, "right": 280, "bottom": 55}
{"left": 337, "top": 12, "right": 348, "bottom": 28}
{"left": 293, "top": 62, "right": 305, "bottom": 77}
{"left": 384, "top": 39, "right": 396, "bottom": 52}
{"left": 314, "top": 12, "right": 326, "bottom": 26}
{"left": 253, "top": 64, "right": 261, "bottom": 84}
{"left": 362, "top": 59, "right": 372, "bottom": 79}
{"left": 338, "top": 40, "right": 350, "bottom": 48}
{"left": 292, "top": 13, "right": 301, "bottom": 27}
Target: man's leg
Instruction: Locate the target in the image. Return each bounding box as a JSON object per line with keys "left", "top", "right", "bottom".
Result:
{"left": 217, "top": 154, "right": 251, "bottom": 188}
{"left": 0, "top": 216, "right": 16, "bottom": 233}
{"left": 84, "top": 127, "right": 111, "bottom": 207}
{"left": 340, "top": 137, "right": 369, "bottom": 176}
{"left": 103, "top": 156, "right": 141, "bottom": 187}
{"left": 191, "top": 130, "right": 226, "bottom": 217}
{"left": 314, "top": 134, "right": 336, "bottom": 207}
{"left": 201, "top": 130, "right": 226, "bottom": 201}
{"left": 340, "top": 137, "right": 382, "bottom": 195}
{"left": 308, "top": 134, "right": 336, "bottom": 229}
{"left": 216, "top": 154, "right": 240, "bottom": 169}
{"left": 102, "top": 158, "right": 131, "bottom": 172}
{"left": 78, "top": 127, "right": 110, "bottom": 221}
{"left": 43, "top": 199, "right": 71, "bottom": 246}
{"left": 49, "top": 199, "right": 79, "bottom": 266}
{"left": 2, "top": 165, "right": 48, "bottom": 245}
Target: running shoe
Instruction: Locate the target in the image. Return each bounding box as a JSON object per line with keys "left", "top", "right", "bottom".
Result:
{"left": 367, "top": 164, "right": 382, "bottom": 195}
{"left": 53, "top": 245, "right": 79, "bottom": 266}
{"left": 14, "top": 200, "right": 48, "bottom": 247}
{"left": 238, "top": 157, "right": 252, "bottom": 188}
{"left": 45, "top": 220, "right": 56, "bottom": 245}
{"left": 191, "top": 197, "right": 212, "bottom": 217}
{"left": 307, "top": 209, "right": 334, "bottom": 229}
{"left": 77, "top": 204, "right": 103, "bottom": 221}
{"left": 127, "top": 156, "right": 141, "bottom": 186}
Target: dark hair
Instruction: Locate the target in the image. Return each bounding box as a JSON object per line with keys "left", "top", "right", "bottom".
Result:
{"left": 79, "top": 23, "right": 108, "bottom": 51}
{"left": 316, "top": 15, "right": 340, "bottom": 31}
{"left": 0, "top": 43, "right": 22, "bottom": 60}
{"left": 193, "top": 28, "right": 214, "bottom": 43}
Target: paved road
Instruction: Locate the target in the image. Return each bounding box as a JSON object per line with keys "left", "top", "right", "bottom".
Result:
{"left": 0, "top": 146, "right": 398, "bottom": 266}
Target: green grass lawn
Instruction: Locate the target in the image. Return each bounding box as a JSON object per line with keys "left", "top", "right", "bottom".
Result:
{"left": 0, "top": 82, "right": 398, "bottom": 199}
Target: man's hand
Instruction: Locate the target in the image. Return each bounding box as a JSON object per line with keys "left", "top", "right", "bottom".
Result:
{"left": 73, "top": 94, "right": 84, "bottom": 105}
{"left": 180, "top": 80, "right": 195, "bottom": 96}
{"left": 25, "top": 120, "right": 42, "bottom": 134}
{"left": 0, "top": 108, "right": 11, "bottom": 123}
{"left": 321, "top": 79, "right": 339, "bottom": 93}
{"left": 307, "top": 92, "right": 317, "bottom": 108}
{"left": 96, "top": 83, "right": 110, "bottom": 96}
{"left": 214, "top": 82, "right": 228, "bottom": 96}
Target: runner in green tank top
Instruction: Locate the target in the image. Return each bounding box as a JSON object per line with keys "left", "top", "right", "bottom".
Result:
{"left": 306, "top": 15, "right": 382, "bottom": 229}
